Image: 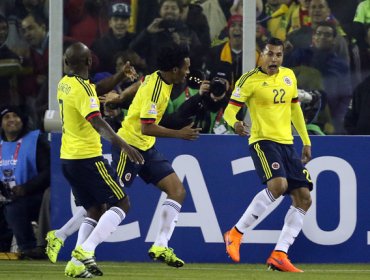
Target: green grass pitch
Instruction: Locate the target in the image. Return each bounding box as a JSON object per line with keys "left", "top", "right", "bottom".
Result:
{"left": 1, "top": 261, "right": 370, "bottom": 280}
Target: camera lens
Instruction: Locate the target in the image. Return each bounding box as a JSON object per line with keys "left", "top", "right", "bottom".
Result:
{"left": 210, "top": 78, "right": 226, "bottom": 97}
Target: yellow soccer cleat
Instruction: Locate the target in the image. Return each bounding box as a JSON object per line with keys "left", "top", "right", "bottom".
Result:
{"left": 45, "top": 230, "right": 64, "bottom": 263}
{"left": 148, "top": 245, "right": 185, "bottom": 268}
{"left": 72, "top": 245, "right": 103, "bottom": 276}
{"left": 64, "top": 261, "right": 93, "bottom": 278}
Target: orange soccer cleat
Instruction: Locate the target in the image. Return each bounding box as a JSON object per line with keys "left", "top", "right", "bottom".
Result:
{"left": 224, "top": 227, "right": 243, "bottom": 262}
{"left": 266, "top": 251, "right": 303, "bottom": 272}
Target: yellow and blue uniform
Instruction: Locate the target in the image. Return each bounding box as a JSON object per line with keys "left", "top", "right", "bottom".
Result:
{"left": 112, "top": 71, "right": 175, "bottom": 186}
{"left": 224, "top": 67, "right": 312, "bottom": 192}
{"left": 57, "top": 74, "right": 126, "bottom": 208}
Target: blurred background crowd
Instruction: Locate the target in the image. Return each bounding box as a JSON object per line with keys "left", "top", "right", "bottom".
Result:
{"left": 0, "top": 0, "right": 369, "bottom": 258}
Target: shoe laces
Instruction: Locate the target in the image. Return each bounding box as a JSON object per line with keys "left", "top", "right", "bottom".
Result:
{"left": 163, "top": 248, "right": 178, "bottom": 262}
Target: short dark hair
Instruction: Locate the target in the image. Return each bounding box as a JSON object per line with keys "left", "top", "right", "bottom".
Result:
{"left": 157, "top": 43, "right": 190, "bottom": 71}
{"left": 158, "top": 0, "right": 182, "bottom": 12}
{"left": 264, "top": 37, "right": 284, "bottom": 50}
{"left": 314, "top": 21, "right": 337, "bottom": 38}
{"left": 22, "top": 10, "right": 48, "bottom": 30}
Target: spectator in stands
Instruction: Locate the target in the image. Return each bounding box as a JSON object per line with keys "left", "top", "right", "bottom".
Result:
{"left": 19, "top": 11, "right": 49, "bottom": 129}
{"left": 180, "top": 0, "right": 210, "bottom": 66}
{"left": 13, "top": 0, "right": 49, "bottom": 20}
{"left": 352, "top": 0, "right": 370, "bottom": 50}
{"left": 292, "top": 65, "right": 334, "bottom": 134}
{"left": 206, "top": 15, "right": 243, "bottom": 90}
{"left": 93, "top": 49, "right": 146, "bottom": 114}
{"left": 63, "top": 0, "right": 103, "bottom": 47}
{"left": 0, "top": 106, "right": 49, "bottom": 259}
{"left": 258, "top": 0, "right": 290, "bottom": 41}
{"left": 344, "top": 74, "right": 370, "bottom": 135}
{"left": 129, "top": 0, "right": 201, "bottom": 72}
{"left": 286, "top": 0, "right": 311, "bottom": 33}
{"left": 358, "top": 24, "right": 370, "bottom": 78}
{"left": 197, "top": 0, "right": 227, "bottom": 43}
{"left": 286, "top": 0, "right": 350, "bottom": 65}
{"left": 0, "top": 14, "right": 21, "bottom": 107}
{"left": 285, "top": 21, "right": 351, "bottom": 134}
{"left": 91, "top": 2, "right": 135, "bottom": 73}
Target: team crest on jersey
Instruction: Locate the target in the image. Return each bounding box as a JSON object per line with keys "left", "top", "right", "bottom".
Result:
{"left": 283, "top": 76, "right": 292, "bottom": 86}
{"left": 271, "top": 162, "right": 280, "bottom": 170}
{"left": 124, "top": 173, "right": 132, "bottom": 182}
{"left": 90, "top": 97, "right": 99, "bottom": 108}
{"left": 232, "top": 87, "right": 241, "bottom": 98}
{"left": 148, "top": 103, "right": 157, "bottom": 115}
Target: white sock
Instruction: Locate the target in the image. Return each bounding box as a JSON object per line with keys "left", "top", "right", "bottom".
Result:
{"left": 56, "top": 206, "right": 87, "bottom": 241}
{"left": 275, "top": 206, "right": 306, "bottom": 253}
{"left": 154, "top": 199, "right": 181, "bottom": 247}
{"left": 166, "top": 215, "right": 179, "bottom": 240}
{"left": 71, "top": 217, "right": 96, "bottom": 265}
{"left": 76, "top": 218, "right": 97, "bottom": 246}
{"left": 81, "top": 207, "right": 126, "bottom": 252}
{"left": 235, "top": 188, "right": 275, "bottom": 233}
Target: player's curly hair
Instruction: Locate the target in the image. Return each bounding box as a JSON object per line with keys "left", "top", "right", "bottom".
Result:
{"left": 157, "top": 43, "right": 190, "bottom": 71}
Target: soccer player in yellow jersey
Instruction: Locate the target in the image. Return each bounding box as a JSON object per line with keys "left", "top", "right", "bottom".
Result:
{"left": 111, "top": 43, "right": 201, "bottom": 268}
{"left": 223, "top": 38, "right": 313, "bottom": 272}
{"left": 57, "top": 42, "right": 144, "bottom": 278}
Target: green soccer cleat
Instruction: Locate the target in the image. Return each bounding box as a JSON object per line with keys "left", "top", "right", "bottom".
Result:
{"left": 65, "top": 261, "right": 93, "bottom": 278}
{"left": 72, "top": 245, "right": 103, "bottom": 276}
{"left": 148, "top": 245, "right": 185, "bottom": 268}
{"left": 45, "top": 230, "right": 64, "bottom": 263}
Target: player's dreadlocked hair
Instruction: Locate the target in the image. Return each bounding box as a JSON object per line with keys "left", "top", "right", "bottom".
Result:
{"left": 157, "top": 43, "right": 190, "bottom": 71}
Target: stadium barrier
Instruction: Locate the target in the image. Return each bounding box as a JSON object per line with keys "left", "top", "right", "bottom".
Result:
{"left": 51, "top": 134, "right": 370, "bottom": 263}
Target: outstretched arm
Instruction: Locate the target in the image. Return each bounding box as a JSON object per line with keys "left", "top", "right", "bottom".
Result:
{"left": 95, "top": 62, "right": 138, "bottom": 96}
{"left": 141, "top": 122, "right": 202, "bottom": 140}
{"left": 89, "top": 115, "right": 144, "bottom": 164}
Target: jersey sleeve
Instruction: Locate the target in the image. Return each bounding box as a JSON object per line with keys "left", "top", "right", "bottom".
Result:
{"left": 229, "top": 72, "right": 254, "bottom": 106}
{"left": 290, "top": 70, "right": 299, "bottom": 103}
{"left": 139, "top": 89, "right": 157, "bottom": 124}
{"left": 75, "top": 83, "right": 101, "bottom": 121}
{"left": 224, "top": 74, "right": 251, "bottom": 128}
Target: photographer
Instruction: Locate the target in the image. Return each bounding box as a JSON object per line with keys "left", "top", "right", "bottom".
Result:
{"left": 161, "top": 69, "right": 236, "bottom": 134}
{"left": 0, "top": 106, "right": 49, "bottom": 258}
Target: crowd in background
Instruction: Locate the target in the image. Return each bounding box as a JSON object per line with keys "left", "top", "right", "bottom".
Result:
{"left": 0, "top": 0, "right": 369, "bottom": 258}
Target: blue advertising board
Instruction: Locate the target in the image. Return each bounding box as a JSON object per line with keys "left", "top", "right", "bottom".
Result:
{"left": 51, "top": 134, "right": 370, "bottom": 263}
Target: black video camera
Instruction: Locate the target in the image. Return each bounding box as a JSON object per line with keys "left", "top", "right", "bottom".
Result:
{"left": 159, "top": 19, "right": 183, "bottom": 32}
{"left": 209, "top": 77, "right": 227, "bottom": 97}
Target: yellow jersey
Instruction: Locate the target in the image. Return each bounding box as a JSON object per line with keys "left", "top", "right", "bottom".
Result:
{"left": 57, "top": 75, "right": 102, "bottom": 159}
{"left": 117, "top": 71, "right": 173, "bottom": 151}
{"left": 226, "top": 66, "right": 309, "bottom": 145}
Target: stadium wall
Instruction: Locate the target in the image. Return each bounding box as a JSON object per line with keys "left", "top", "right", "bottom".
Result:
{"left": 51, "top": 134, "right": 370, "bottom": 263}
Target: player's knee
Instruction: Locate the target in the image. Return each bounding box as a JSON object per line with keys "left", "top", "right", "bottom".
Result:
{"left": 301, "top": 195, "right": 312, "bottom": 211}
{"left": 115, "top": 196, "right": 131, "bottom": 213}
{"left": 268, "top": 178, "right": 288, "bottom": 198}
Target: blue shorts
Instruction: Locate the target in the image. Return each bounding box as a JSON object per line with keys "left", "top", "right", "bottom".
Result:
{"left": 62, "top": 156, "right": 127, "bottom": 209}
{"left": 249, "top": 140, "right": 313, "bottom": 194}
{"left": 111, "top": 145, "right": 175, "bottom": 187}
